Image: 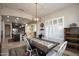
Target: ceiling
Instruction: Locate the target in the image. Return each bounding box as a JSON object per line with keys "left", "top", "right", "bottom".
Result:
{"left": 2, "top": 15, "right": 31, "bottom": 24}
{"left": 0, "top": 3, "right": 73, "bottom": 18}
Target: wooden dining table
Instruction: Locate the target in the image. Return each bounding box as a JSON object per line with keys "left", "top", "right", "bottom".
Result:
{"left": 27, "top": 38, "right": 59, "bottom": 55}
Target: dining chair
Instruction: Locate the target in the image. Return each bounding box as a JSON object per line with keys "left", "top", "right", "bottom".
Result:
{"left": 22, "top": 35, "right": 39, "bottom": 56}
{"left": 46, "top": 41, "right": 67, "bottom": 56}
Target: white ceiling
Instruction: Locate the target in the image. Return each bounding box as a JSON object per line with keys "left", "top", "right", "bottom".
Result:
{"left": 0, "top": 3, "right": 73, "bottom": 18}
{"left": 2, "top": 15, "right": 31, "bottom": 24}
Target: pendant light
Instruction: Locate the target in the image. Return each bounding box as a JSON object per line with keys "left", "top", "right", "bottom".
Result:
{"left": 34, "top": 3, "right": 39, "bottom": 21}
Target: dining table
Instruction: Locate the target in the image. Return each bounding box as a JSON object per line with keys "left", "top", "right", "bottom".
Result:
{"left": 27, "top": 38, "right": 59, "bottom": 55}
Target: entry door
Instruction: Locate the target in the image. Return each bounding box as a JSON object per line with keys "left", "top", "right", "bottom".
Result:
{"left": 5, "top": 24, "right": 11, "bottom": 38}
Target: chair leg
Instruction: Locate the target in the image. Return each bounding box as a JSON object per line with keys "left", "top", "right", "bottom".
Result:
{"left": 32, "top": 49, "right": 39, "bottom": 56}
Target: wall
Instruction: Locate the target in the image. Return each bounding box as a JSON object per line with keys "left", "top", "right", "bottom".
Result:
{"left": 36, "top": 4, "right": 79, "bottom": 43}
{"left": 44, "top": 4, "right": 79, "bottom": 28}
{"left": 0, "top": 16, "right": 1, "bottom": 42}
{"left": 26, "top": 24, "right": 37, "bottom": 38}
{"left": 1, "top": 21, "right": 5, "bottom": 42}
{"left": 36, "top": 17, "right": 45, "bottom": 37}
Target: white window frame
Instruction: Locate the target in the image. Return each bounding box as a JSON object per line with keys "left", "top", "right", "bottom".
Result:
{"left": 45, "top": 16, "right": 64, "bottom": 40}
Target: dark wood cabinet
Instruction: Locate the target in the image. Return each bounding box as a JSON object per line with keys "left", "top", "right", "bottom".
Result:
{"left": 64, "top": 28, "right": 79, "bottom": 51}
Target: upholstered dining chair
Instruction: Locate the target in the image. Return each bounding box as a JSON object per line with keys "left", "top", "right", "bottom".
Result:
{"left": 46, "top": 41, "right": 67, "bottom": 56}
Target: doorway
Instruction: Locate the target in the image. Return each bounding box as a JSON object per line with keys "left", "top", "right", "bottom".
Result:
{"left": 5, "top": 24, "right": 11, "bottom": 38}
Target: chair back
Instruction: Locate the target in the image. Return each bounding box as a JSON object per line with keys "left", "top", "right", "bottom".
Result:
{"left": 23, "top": 35, "right": 32, "bottom": 51}
{"left": 23, "top": 36, "right": 39, "bottom": 56}
{"left": 56, "top": 41, "right": 67, "bottom": 56}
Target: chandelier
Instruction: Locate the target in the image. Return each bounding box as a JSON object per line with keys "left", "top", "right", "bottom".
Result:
{"left": 34, "top": 3, "right": 39, "bottom": 21}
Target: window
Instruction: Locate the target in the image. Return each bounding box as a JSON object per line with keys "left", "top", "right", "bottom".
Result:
{"left": 53, "top": 19, "right": 57, "bottom": 25}
{"left": 45, "top": 17, "right": 64, "bottom": 40}
{"left": 58, "top": 18, "right": 63, "bottom": 24}
{"left": 45, "top": 20, "right": 52, "bottom": 38}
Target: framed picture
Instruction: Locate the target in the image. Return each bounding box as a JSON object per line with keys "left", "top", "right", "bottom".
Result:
{"left": 40, "top": 23, "right": 44, "bottom": 27}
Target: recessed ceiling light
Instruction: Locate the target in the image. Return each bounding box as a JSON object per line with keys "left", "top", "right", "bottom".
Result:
{"left": 7, "top": 16, "right": 9, "bottom": 18}
{"left": 16, "top": 17, "right": 19, "bottom": 20}
{"left": 34, "top": 18, "right": 39, "bottom": 21}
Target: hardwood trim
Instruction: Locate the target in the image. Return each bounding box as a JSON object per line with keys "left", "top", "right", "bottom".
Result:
{"left": 65, "top": 32, "right": 79, "bottom": 34}
{"left": 66, "top": 37, "right": 79, "bottom": 40}
{"left": 66, "top": 48, "right": 79, "bottom": 53}
{"left": 68, "top": 43, "right": 79, "bottom": 46}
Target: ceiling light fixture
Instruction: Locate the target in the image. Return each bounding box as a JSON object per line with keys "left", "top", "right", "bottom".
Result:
{"left": 6, "top": 16, "right": 10, "bottom": 22}
{"left": 34, "top": 3, "right": 39, "bottom": 22}
{"left": 7, "top": 16, "right": 9, "bottom": 18}
{"left": 16, "top": 17, "right": 19, "bottom": 20}
{"left": 15, "top": 17, "right": 19, "bottom": 23}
